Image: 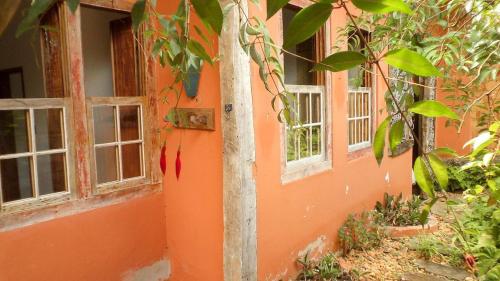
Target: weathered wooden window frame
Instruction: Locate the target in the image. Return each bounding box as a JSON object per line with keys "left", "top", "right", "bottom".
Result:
{"left": 279, "top": 1, "right": 333, "bottom": 184}
{"left": 0, "top": 0, "right": 160, "bottom": 229}
{"left": 86, "top": 96, "right": 150, "bottom": 194}
{"left": 0, "top": 98, "right": 74, "bottom": 213}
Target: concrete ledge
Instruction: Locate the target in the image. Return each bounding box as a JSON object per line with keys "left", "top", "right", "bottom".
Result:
{"left": 384, "top": 215, "right": 439, "bottom": 238}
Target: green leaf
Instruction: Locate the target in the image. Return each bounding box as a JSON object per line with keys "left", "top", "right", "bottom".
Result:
{"left": 16, "top": 0, "right": 56, "bottom": 37}
{"left": 267, "top": 0, "right": 289, "bottom": 19}
{"left": 408, "top": 100, "right": 460, "bottom": 120}
{"left": 351, "top": 0, "right": 413, "bottom": 15}
{"left": 389, "top": 120, "right": 404, "bottom": 153}
{"left": 67, "top": 0, "right": 79, "bottom": 12}
{"left": 420, "top": 204, "right": 430, "bottom": 225}
{"left": 131, "top": 0, "right": 146, "bottom": 30}
{"left": 373, "top": 117, "right": 391, "bottom": 166}
{"left": 187, "top": 40, "right": 213, "bottom": 64}
{"left": 312, "top": 51, "right": 366, "bottom": 72}
{"left": 428, "top": 153, "right": 448, "bottom": 190}
{"left": 283, "top": 3, "right": 332, "bottom": 49}
{"left": 191, "top": 0, "right": 223, "bottom": 35}
{"left": 384, "top": 48, "right": 442, "bottom": 77}
{"left": 414, "top": 157, "right": 435, "bottom": 198}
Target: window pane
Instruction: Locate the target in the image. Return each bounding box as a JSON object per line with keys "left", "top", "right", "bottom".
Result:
{"left": 364, "top": 92, "right": 369, "bottom": 117}
{"left": 1, "top": 157, "right": 33, "bottom": 202}
{"left": 356, "top": 92, "right": 362, "bottom": 117}
{"left": 93, "top": 106, "right": 116, "bottom": 144}
{"left": 122, "top": 143, "right": 142, "bottom": 179}
{"left": 0, "top": 110, "right": 30, "bottom": 155}
{"left": 37, "top": 153, "right": 67, "bottom": 195}
{"left": 299, "top": 128, "right": 310, "bottom": 158}
{"left": 283, "top": 6, "right": 316, "bottom": 85}
{"left": 348, "top": 93, "right": 354, "bottom": 118}
{"left": 312, "top": 126, "right": 321, "bottom": 156}
{"left": 120, "top": 106, "right": 140, "bottom": 141}
{"left": 349, "top": 120, "right": 355, "bottom": 145}
{"left": 35, "top": 108, "right": 64, "bottom": 151}
{"left": 311, "top": 93, "right": 321, "bottom": 123}
{"left": 364, "top": 118, "right": 369, "bottom": 142}
{"left": 299, "top": 94, "right": 310, "bottom": 124}
{"left": 81, "top": 7, "right": 138, "bottom": 97}
{"left": 286, "top": 129, "right": 297, "bottom": 162}
{"left": 96, "top": 146, "right": 118, "bottom": 184}
{"left": 288, "top": 93, "right": 298, "bottom": 122}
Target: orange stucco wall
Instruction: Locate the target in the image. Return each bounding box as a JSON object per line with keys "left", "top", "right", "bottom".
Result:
{"left": 0, "top": 194, "right": 166, "bottom": 281}
{"left": 156, "top": 1, "right": 224, "bottom": 280}
{"left": 435, "top": 83, "right": 474, "bottom": 155}
{"left": 250, "top": 4, "right": 413, "bottom": 280}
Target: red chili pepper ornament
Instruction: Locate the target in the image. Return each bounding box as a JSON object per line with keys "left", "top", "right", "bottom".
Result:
{"left": 160, "top": 143, "right": 167, "bottom": 176}
{"left": 175, "top": 147, "right": 181, "bottom": 180}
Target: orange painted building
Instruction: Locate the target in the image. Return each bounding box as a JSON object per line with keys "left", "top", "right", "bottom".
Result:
{"left": 0, "top": 1, "right": 418, "bottom": 281}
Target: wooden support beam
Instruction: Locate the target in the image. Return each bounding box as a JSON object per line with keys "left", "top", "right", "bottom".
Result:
{"left": 218, "top": 1, "right": 257, "bottom": 280}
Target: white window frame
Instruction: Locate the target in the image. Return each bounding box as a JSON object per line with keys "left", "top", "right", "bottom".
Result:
{"left": 0, "top": 98, "right": 72, "bottom": 212}
{"left": 285, "top": 85, "right": 325, "bottom": 165}
{"left": 347, "top": 87, "right": 372, "bottom": 152}
{"left": 279, "top": 5, "right": 332, "bottom": 184}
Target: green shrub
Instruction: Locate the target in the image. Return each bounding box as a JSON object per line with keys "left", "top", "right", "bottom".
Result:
{"left": 374, "top": 193, "right": 423, "bottom": 226}
{"left": 447, "top": 159, "right": 486, "bottom": 192}
{"left": 296, "top": 252, "right": 360, "bottom": 281}
{"left": 338, "top": 211, "right": 384, "bottom": 256}
{"left": 456, "top": 196, "right": 499, "bottom": 280}
{"left": 410, "top": 235, "right": 463, "bottom": 267}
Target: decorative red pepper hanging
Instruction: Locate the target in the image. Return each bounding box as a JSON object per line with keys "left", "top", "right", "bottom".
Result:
{"left": 160, "top": 143, "right": 167, "bottom": 176}
{"left": 175, "top": 147, "right": 182, "bottom": 180}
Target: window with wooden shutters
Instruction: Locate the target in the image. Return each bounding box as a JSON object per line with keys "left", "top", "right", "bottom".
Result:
{"left": 0, "top": 1, "right": 158, "bottom": 223}
{"left": 281, "top": 4, "right": 331, "bottom": 182}
{"left": 0, "top": 3, "right": 71, "bottom": 211}
{"left": 347, "top": 29, "right": 373, "bottom": 151}
{"left": 81, "top": 6, "right": 147, "bottom": 192}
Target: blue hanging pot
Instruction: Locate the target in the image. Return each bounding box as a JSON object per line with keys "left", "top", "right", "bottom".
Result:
{"left": 183, "top": 66, "right": 202, "bottom": 98}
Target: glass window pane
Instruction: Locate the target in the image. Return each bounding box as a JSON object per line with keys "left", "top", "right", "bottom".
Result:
{"left": 356, "top": 92, "right": 362, "bottom": 117}
{"left": 283, "top": 6, "right": 316, "bottom": 85}
{"left": 37, "top": 153, "right": 67, "bottom": 195}
{"left": 286, "top": 129, "right": 297, "bottom": 162}
{"left": 288, "top": 93, "right": 298, "bottom": 122}
{"left": 348, "top": 93, "right": 354, "bottom": 118}
{"left": 299, "top": 94, "right": 310, "bottom": 124}
{"left": 312, "top": 126, "right": 321, "bottom": 156}
{"left": 299, "top": 128, "right": 310, "bottom": 158}
{"left": 96, "top": 146, "right": 118, "bottom": 184}
{"left": 0, "top": 110, "right": 30, "bottom": 155}
{"left": 364, "top": 118, "right": 369, "bottom": 142}
{"left": 364, "top": 92, "right": 369, "bottom": 117}
{"left": 1, "top": 157, "right": 33, "bottom": 202}
{"left": 93, "top": 106, "right": 116, "bottom": 144}
{"left": 311, "top": 93, "right": 321, "bottom": 123}
{"left": 122, "top": 143, "right": 142, "bottom": 179}
{"left": 349, "top": 120, "right": 355, "bottom": 145}
{"left": 35, "top": 108, "right": 64, "bottom": 151}
{"left": 120, "top": 106, "right": 140, "bottom": 141}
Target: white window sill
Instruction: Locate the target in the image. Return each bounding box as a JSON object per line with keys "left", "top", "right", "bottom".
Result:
{"left": 282, "top": 158, "right": 332, "bottom": 184}
{"left": 348, "top": 142, "right": 371, "bottom": 153}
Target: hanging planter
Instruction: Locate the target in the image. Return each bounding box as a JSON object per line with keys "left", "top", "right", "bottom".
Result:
{"left": 183, "top": 64, "right": 202, "bottom": 98}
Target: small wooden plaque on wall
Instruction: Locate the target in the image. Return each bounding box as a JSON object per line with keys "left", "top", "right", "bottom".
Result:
{"left": 173, "top": 108, "right": 215, "bottom": 131}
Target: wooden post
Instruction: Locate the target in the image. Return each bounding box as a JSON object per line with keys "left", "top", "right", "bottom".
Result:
{"left": 218, "top": 1, "right": 257, "bottom": 280}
